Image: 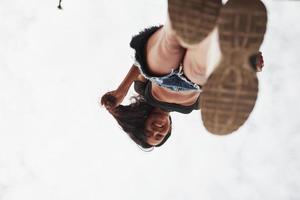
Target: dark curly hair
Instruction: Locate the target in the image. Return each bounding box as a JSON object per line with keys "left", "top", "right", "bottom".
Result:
{"left": 103, "top": 94, "right": 172, "bottom": 150}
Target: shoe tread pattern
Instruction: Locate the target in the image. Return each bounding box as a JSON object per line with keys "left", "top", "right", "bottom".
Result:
{"left": 168, "top": 0, "right": 222, "bottom": 44}
{"left": 200, "top": 0, "right": 267, "bottom": 135}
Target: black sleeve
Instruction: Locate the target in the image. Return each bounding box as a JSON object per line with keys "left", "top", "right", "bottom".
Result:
{"left": 134, "top": 80, "right": 147, "bottom": 96}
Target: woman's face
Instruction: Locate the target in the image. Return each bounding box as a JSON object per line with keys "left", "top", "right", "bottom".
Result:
{"left": 145, "top": 108, "right": 171, "bottom": 146}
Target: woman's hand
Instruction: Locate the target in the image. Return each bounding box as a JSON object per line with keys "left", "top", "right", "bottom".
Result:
{"left": 101, "top": 65, "right": 140, "bottom": 111}
{"left": 256, "top": 52, "right": 264, "bottom": 72}
{"left": 249, "top": 52, "right": 264, "bottom": 72}
{"left": 101, "top": 90, "right": 125, "bottom": 111}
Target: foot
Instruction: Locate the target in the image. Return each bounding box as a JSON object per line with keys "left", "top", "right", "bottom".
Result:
{"left": 200, "top": 0, "right": 268, "bottom": 135}
{"left": 168, "top": 0, "right": 222, "bottom": 45}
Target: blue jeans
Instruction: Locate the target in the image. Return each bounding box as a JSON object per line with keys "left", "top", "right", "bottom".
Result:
{"left": 136, "top": 63, "right": 201, "bottom": 92}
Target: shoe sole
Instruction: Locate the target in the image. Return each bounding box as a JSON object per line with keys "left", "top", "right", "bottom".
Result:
{"left": 200, "top": 0, "right": 267, "bottom": 135}
{"left": 168, "top": 0, "right": 222, "bottom": 45}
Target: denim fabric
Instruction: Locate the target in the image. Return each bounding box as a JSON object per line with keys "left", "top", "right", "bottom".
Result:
{"left": 134, "top": 61, "right": 201, "bottom": 92}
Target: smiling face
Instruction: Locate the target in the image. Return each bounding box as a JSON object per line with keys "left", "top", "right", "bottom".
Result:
{"left": 145, "top": 108, "right": 171, "bottom": 146}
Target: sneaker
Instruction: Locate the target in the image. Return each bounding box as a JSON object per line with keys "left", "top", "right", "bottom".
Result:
{"left": 200, "top": 0, "right": 268, "bottom": 135}
{"left": 168, "top": 0, "right": 222, "bottom": 45}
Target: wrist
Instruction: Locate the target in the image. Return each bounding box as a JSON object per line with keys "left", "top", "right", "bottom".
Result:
{"left": 115, "top": 87, "right": 127, "bottom": 98}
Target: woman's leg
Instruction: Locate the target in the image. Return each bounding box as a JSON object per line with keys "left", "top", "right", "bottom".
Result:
{"left": 146, "top": 20, "right": 222, "bottom": 85}
{"left": 146, "top": 20, "right": 186, "bottom": 76}
{"left": 146, "top": 0, "right": 222, "bottom": 77}
{"left": 146, "top": 20, "right": 221, "bottom": 80}
{"left": 183, "top": 27, "right": 222, "bottom": 86}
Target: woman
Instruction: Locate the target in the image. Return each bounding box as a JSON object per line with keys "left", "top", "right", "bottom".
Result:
{"left": 101, "top": 65, "right": 173, "bottom": 149}
{"left": 101, "top": 0, "right": 267, "bottom": 148}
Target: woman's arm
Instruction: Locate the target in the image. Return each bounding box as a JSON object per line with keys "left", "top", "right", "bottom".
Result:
{"left": 116, "top": 64, "right": 141, "bottom": 94}
{"left": 101, "top": 64, "right": 141, "bottom": 110}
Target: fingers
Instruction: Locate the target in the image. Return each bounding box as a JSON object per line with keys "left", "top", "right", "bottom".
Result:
{"left": 256, "top": 52, "right": 264, "bottom": 72}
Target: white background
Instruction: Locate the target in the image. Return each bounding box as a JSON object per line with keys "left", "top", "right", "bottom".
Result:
{"left": 0, "top": 0, "right": 300, "bottom": 199}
